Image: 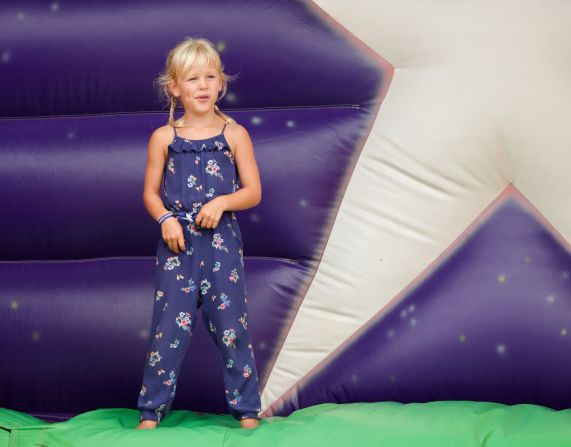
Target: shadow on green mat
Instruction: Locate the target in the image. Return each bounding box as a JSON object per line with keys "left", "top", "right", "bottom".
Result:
{"left": 1, "top": 401, "right": 571, "bottom": 447}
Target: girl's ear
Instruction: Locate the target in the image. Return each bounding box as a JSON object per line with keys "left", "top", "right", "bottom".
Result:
{"left": 167, "top": 79, "right": 178, "bottom": 97}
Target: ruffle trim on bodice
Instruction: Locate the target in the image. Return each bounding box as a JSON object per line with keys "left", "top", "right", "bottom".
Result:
{"left": 169, "top": 135, "right": 228, "bottom": 153}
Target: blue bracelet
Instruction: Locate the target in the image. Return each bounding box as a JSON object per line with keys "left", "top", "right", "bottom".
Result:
{"left": 157, "top": 212, "right": 173, "bottom": 224}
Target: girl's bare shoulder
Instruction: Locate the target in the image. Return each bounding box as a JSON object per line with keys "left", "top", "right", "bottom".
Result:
{"left": 149, "top": 124, "right": 176, "bottom": 158}
{"left": 224, "top": 121, "right": 249, "bottom": 157}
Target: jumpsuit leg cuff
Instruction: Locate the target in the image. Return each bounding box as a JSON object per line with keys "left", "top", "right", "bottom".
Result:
{"left": 139, "top": 410, "right": 160, "bottom": 424}
{"left": 239, "top": 413, "right": 260, "bottom": 420}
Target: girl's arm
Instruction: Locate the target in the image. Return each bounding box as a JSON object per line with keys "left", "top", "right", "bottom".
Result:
{"left": 143, "top": 126, "right": 170, "bottom": 221}
{"left": 221, "top": 124, "right": 262, "bottom": 212}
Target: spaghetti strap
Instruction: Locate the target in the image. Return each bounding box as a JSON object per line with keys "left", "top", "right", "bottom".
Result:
{"left": 221, "top": 121, "right": 228, "bottom": 135}
{"left": 172, "top": 125, "right": 177, "bottom": 138}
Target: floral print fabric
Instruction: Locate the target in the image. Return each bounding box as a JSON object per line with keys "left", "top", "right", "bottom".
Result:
{"left": 137, "top": 122, "right": 261, "bottom": 424}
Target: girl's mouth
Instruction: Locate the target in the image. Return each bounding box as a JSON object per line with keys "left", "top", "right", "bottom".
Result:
{"left": 197, "top": 96, "right": 209, "bottom": 101}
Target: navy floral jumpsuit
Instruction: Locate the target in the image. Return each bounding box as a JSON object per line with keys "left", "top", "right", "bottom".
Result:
{"left": 137, "top": 121, "right": 262, "bottom": 424}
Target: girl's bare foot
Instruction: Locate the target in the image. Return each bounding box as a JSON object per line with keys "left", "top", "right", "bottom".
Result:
{"left": 240, "top": 418, "right": 259, "bottom": 429}
{"left": 136, "top": 420, "right": 158, "bottom": 429}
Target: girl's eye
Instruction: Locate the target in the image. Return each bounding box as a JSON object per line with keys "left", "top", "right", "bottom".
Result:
{"left": 187, "top": 75, "right": 215, "bottom": 81}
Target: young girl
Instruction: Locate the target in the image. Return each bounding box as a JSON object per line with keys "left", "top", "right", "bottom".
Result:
{"left": 136, "top": 37, "right": 262, "bottom": 430}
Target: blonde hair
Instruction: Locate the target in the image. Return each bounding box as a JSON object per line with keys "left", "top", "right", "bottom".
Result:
{"left": 155, "top": 37, "right": 238, "bottom": 128}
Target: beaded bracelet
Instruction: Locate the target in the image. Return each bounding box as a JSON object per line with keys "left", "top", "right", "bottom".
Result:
{"left": 157, "top": 212, "right": 174, "bottom": 225}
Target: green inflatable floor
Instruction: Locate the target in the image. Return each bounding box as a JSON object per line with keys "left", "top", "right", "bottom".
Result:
{"left": 1, "top": 401, "right": 570, "bottom": 447}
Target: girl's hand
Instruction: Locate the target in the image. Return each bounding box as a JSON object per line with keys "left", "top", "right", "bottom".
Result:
{"left": 161, "top": 217, "right": 186, "bottom": 254}
{"left": 195, "top": 196, "right": 227, "bottom": 229}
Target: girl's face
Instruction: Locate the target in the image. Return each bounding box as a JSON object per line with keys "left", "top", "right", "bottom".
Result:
{"left": 170, "top": 62, "right": 222, "bottom": 114}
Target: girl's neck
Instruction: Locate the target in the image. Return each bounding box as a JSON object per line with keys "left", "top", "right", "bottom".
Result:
{"left": 181, "top": 110, "right": 220, "bottom": 128}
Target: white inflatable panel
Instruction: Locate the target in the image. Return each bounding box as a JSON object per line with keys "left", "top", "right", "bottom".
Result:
{"left": 261, "top": 0, "right": 571, "bottom": 413}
